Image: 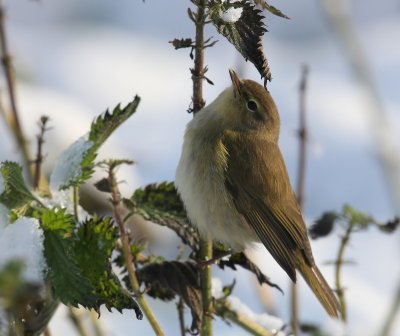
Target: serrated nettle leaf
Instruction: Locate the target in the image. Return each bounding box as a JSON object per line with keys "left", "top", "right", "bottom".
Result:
{"left": 253, "top": 0, "right": 290, "bottom": 19}
{"left": 208, "top": 0, "right": 272, "bottom": 84}
{"left": 40, "top": 208, "right": 142, "bottom": 317}
{"left": 137, "top": 260, "right": 202, "bottom": 333}
{"left": 43, "top": 231, "right": 97, "bottom": 309}
{"left": 217, "top": 251, "right": 283, "bottom": 293}
{"left": 0, "top": 161, "right": 38, "bottom": 211}
{"left": 50, "top": 96, "right": 140, "bottom": 191}
{"left": 89, "top": 96, "right": 140, "bottom": 147}
{"left": 131, "top": 182, "right": 200, "bottom": 250}
{"left": 74, "top": 217, "right": 141, "bottom": 317}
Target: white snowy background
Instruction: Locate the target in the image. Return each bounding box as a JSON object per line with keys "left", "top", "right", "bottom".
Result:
{"left": 0, "top": 0, "right": 399, "bottom": 335}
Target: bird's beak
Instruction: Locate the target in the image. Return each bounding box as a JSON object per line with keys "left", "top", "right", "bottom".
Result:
{"left": 229, "top": 69, "right": 243, "bottom": 98}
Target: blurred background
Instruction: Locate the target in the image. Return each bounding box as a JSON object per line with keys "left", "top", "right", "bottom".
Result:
{"left": 0, "top": 0, "right": 399, "bottom": 335}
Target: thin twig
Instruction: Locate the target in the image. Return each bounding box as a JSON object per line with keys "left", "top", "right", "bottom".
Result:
{"left": 335, "top": 223, "right": 353, "bottom": 322}
{"left": 89, "top": 310, "right": 105, "bottom": 336}
{"left": 108, "top": 164, "right": 164, "bottom": 336}
{"left": 32, "top": 116, "right": 50, "bottom": 190}
{"left": 380, "top": 282, "right": 400, "bottom": 336}
{"left": 216, "top": 301, "right": 273, "bottom": 336}
{"left": 68, "top": 307, "right": 90, "bottom": 336}
{"left": 190, "top": 1, "right": 213, "bottom": 335}
{"left": 177, "top": 297, "right": 186, "bottom": 336}
{"left": 0, "top": 3, "right": 32, "bottom": 183}
{"left": 291, "top": 65, "right": 309, "bottom": 336}
{"left": 320, "top": 0, "right": 400, "bottom": 213}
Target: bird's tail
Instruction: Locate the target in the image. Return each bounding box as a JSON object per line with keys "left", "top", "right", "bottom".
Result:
{"left": 297, "top": 257, "right": 339, "bottom": 318}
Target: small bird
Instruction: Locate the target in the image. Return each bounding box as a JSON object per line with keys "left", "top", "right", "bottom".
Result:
{"left": 175, "top": 69, "right": 339, "bottom": 317}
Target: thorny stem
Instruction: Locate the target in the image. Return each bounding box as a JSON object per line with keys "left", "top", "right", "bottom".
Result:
{"left": 108, "top": 165, "right": 164, "bottom": 336}
{"left": 290, "top": 65, "right": 309, "bottom": 336}
{"left": 0, "top": 4, "right": 32, "bottom": 183}
{"left": 192, "top": 0, "right": 213, "bottom": 336}
{"left": 335, "top": 223, "right": 354, "bottom": 322}
{"left": 191, "top": 0, "right": 206, "bottom": 114}
{"left": 190, "top": 1, "right": 213, "bottom": 335}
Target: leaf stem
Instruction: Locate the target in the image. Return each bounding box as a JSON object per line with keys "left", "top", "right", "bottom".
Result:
{"left": 109, "top": 166, "right": 164, "bottom": 336}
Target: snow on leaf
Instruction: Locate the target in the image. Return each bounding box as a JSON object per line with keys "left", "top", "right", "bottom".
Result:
{"left": 50, "top": 96, "right": 140, "bottom": 191}
{"left": 209, "top": 0, "right": 272, "bottom": 84}
{"left": 50, "top": 136, "right": 94, "bottom": 191}
{"left": 0, "top": 217, "right": 46, "bottom": 283}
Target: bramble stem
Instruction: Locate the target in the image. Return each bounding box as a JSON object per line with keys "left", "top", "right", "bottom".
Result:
{"left": 109, "top": 166, "right": 164, "bottom": 336}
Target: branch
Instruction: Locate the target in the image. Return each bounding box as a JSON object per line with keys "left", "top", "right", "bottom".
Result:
{"left": 216, "top": 301, "right": 274, "bottom": 336}
{"left": 108, "top": 164, "right": 164, "bottom": 336}
{"left": 190, "top": 1, "right": 214, "bottom": 335}
{"left": 291, "top": 64, "right": 309, "bottom": 336}
{"left": 0, "top": 4, "right": 32, "bottom": 183}
{"left": 32, "top": 116, "right": 50, "bottom": 190}
{"left": 335, "top": 223, "right": 353, "bottom": 322}
{"left": 320, "top": 0, "right": 400, "bottom": 214}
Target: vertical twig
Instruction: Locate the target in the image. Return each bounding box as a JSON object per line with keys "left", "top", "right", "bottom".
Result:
{"left": 335, "top": 224, "right": 353, "bottom": 322}
{"left": 190, "top": 1, "right": 213, "bottom": 335}
{"left": 191, "top": 0, "right": 206, "bottom": 114}
{"left": 291, "top": 65, "right": 309, "bottom": 336}
{"left": 68, "top": 307, "right": 90, "bottom": 336}
{"left": 108, "top": 164, "right": 164, "bottom": 336}
{"left": 32, "top": 116, "right": 50, "bottom": 190}
{"left": 0, "top": 3, "right": 32, "bottom": 183}
{"left": 380, "top": 283, "right": 400, "bottom": 336}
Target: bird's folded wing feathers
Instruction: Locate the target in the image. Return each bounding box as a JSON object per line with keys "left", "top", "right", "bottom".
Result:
{"left": 223, "top": 133, "right": 313, "bottom": 281}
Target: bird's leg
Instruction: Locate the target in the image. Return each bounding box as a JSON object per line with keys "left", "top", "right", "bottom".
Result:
{"left": 195, "top": 249, "right": 233, "bottom": 269}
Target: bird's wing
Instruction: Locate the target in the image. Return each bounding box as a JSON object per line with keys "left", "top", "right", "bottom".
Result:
{"left": 223, "top": 132, "right": 313, "bottom": 281}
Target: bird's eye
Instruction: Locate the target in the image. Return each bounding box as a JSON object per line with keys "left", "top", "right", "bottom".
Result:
{"left": 247, "top": 100, "right": 258, "bottom": 112}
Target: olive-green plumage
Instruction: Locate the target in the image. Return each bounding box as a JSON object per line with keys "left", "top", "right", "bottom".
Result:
{"left": 175, "top": 69, "right": 339, "bottom": 317}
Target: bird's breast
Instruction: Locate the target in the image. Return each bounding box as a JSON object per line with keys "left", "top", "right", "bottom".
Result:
{"left": 175, "top": 126, "right": 257, "bottom": 250}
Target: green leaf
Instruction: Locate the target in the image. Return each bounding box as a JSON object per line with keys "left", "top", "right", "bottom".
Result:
{"left": 130, "top": 182, "right": 199, "bottom": 251}
{"left": 51, "top": 96, "right": 140, "bottom": 190}
{"left": 208, "top": 0, "right": 272, "bottom": 84}
{"left": 89, "top": 96, "right": 141, "bottom": 147}
{"left": 0, "top": 161, "right": 37, "bottom": 213}
{"left": 40, "top": 208, "right": 142, "bottom": 318}
{"left": 41, "top": 208, "right": 97, "bottom": 308}
{"left": 342, "top": 204, "right": 375, "bottom": 228}
{"left": 253, "top": 0, "right": 290, "bottom": 19}
{"left": 74, "top": 216, "right": 142, "bottom": 318}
